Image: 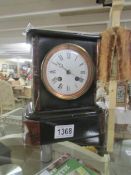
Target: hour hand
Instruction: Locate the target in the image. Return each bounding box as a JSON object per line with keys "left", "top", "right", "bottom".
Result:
{"left": 75, "top": 76, "right": 84, "bottom": 82}
{"left": 79, "top": 77, "right": 84, "bottom": 82}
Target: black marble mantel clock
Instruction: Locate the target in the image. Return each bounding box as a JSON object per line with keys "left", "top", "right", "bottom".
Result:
{"left": 24, "top": 29, "right": 105, "bottom": 148}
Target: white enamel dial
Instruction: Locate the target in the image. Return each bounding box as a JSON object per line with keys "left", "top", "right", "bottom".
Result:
{"left": 41, "top": 43, "right": 94, "bottom": 100}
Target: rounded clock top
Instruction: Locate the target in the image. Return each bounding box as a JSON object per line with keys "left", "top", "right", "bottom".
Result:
{"left": 41, "top": 43, "right": 94, "bottom": 100}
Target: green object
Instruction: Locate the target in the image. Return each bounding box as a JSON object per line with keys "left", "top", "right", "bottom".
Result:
{"left": 53, "top": 159, "right": 97, "bottom": 175}
{"left": 37, "top": 154, "right": 98, "bottom": 175}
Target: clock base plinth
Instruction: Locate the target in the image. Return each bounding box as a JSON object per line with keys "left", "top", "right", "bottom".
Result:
{"left": 23, "top": 105, "right": 105, "bottom": 150}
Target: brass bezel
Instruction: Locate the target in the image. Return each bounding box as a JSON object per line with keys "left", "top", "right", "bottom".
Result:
{"left": 41, "top": 43, "right": 94, "bottom": 100}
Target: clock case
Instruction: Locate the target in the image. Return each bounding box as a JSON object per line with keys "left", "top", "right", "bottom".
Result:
{"left": 25, "top": 29, "right": 105, "bottom": 148}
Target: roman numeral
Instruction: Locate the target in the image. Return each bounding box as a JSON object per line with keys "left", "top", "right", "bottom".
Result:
{"left": 58, "top": 83, "right": 63, "bottom": 89}
{"left": 75, "top": 56, "right": 78, "bottom": 61}
{"left": 52, "top": 77, "right": 57, "bottom": 84}
{"left": 49, "top": 70, "right": 56, "bottom": 74}
{"left": 51, "top": 62, "right": 57, "bottom": 65}
{"left": 79, "top": 63, "right": 84, "bottom": 67}
{"left": 67, "top": 85, "right": 70, "bottom": 91}
{"left": 58, "top": 55, "right": 63, "bottom": 61}
{"left": 80, "top": 71, "right": 85, "bottom": 74}
{"left": 67, "top": 52, "right": 71, "bottom": 59}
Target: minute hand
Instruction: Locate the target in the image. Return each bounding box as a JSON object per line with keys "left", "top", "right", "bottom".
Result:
{"left": 57, "top": 62, "right": 68, "bottom": 71}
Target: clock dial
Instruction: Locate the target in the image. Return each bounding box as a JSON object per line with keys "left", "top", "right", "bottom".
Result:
{"left": 41, "top": 43, "right": 94, "bottom": 100}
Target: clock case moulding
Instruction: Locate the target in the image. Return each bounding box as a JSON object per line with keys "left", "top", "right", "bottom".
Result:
{"left": 24, "top": 29, "right": 106, "bottom": 149}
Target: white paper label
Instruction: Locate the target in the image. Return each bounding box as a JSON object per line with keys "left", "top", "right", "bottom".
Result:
{"left": 54, "top": 124, "right": 74, "bottom": 139}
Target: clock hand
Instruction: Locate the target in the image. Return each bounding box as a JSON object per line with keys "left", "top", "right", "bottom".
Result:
{"left": 69, "top": 71, "right": 84, "bottom": 82}
{"left": 57, "top": 62, "right": 70, "bottom": 73}
{"left": 76, "top": 77, "right": 84, "bottom": 82}
{"left": 57, "top": 62, "right": 84, "bottom": 81}
{"left": 57, "top": 62, "right": 63, "bottom": 68}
